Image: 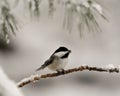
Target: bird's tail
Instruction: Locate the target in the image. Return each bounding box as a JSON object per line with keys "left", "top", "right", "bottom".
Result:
{"left": 35, "top": 67, "right": 42, "bottom": 71}
{"left": 35, "top": 65, "right": 45, "bottom": 71}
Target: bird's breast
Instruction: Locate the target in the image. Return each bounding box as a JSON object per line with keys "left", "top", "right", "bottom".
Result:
{"left": 48, "top": 58, "right": 68, "bottom": 71}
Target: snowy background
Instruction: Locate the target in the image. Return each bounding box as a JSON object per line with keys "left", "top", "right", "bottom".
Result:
{"left": 0, "top": 0, "right": 120, "bottom": 96}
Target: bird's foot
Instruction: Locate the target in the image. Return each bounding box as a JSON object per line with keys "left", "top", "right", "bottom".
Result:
{"left": 56, "top": 69, "right": 65, "bottom": 75}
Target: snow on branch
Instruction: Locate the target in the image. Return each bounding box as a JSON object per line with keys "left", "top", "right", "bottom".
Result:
{"left": 0, "top": 66, "right": 24, "bottom": 96}
{"left": 17, "top": 65, "right": 119, "bottom": 88}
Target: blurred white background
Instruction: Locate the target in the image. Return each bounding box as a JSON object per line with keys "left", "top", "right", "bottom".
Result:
{"left": 0, "top": 0, "right": 120, "bottom": 96}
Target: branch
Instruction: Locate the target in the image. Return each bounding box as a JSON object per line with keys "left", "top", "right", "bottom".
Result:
{"left": 17, "top": 65, "right": 119, "bottom": 88}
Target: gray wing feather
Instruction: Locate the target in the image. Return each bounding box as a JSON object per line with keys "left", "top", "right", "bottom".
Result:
{"left": 35, "top": 56, "right": 55, "bottom": 71}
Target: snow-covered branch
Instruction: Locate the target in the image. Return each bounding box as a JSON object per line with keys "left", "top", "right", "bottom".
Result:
{"left": 17, "top": 65, "right": 119, "bottom": 88}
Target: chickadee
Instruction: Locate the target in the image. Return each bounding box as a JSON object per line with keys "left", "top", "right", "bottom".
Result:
{"left": 36, "top": 47, "right": 71, "bottom": 72}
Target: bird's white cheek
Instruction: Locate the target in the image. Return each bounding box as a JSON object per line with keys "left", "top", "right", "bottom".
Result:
{"left": 55, "top": 52, "right": 68, "bottom": 57}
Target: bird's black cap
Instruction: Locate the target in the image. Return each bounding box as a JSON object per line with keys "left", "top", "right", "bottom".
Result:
{"left": 54, "top": 47, "right": 69, "bottom": 53}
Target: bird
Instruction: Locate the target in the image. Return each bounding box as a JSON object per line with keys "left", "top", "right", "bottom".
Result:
{"left": 36, "top": 46, "right": 71, "bottom": 73}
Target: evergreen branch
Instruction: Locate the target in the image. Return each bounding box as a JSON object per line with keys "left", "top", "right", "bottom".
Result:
{"left": 17, "top": 65, "right": 119, "bottom": 88}
{"left": 48, "top": 0, "right": 55, "bottom": 16}
{"left": 0, "top": 1, "right": 19, "bottom": 44}
{"left": 27, "top": 0, "right": 41, "bottom": 18}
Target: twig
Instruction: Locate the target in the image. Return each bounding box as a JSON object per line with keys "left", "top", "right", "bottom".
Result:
{"left": 17, "top": 65, "right": 119, "bottom": 88}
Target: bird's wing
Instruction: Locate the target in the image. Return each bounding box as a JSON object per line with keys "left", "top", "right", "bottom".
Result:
{"left": 35, "top": 56, "right": 55, "bottom": 71}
